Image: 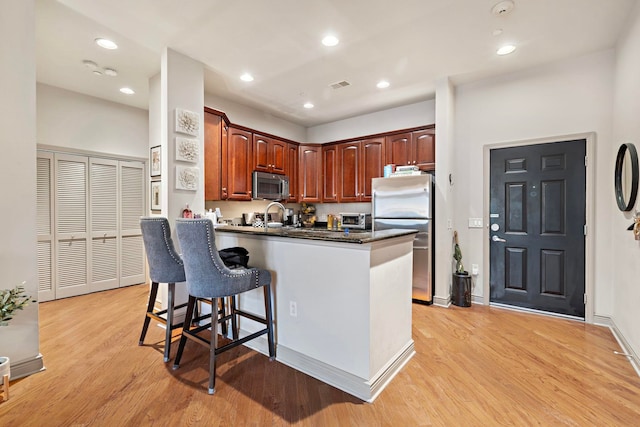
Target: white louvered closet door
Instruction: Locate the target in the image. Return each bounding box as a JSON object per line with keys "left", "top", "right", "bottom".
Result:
{"left": 55, "top": 153, "right": 90, "bottom": 298}
{"left": 119, "top": 161, "right": 146, "bottom": 286}
{"left": 90, "top": 158, "right": 119, "bottom": 292}
{"left": 37, "top": 152, "right": 55, "bottom": 302}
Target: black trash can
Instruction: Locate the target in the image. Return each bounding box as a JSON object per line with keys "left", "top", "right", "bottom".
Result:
{"left": 452, "top": 272, "right": 472, "bottom": 307}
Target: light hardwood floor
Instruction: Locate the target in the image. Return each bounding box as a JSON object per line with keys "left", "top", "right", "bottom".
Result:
{"left": 1, "top": 284, "right": 639, "bottom": 426}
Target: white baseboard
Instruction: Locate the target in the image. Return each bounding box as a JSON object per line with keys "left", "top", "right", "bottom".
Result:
{"left": 241, "top": 330, "right": 415, "bottom": 402}
{"left": 8, "top": 353, "right": 45, "bottom": 380}
{"left": 607, "top": 317, "right": 640, "bottom": 377}
{"left": 432, "top": 295, "right": 450, "bottom": 307}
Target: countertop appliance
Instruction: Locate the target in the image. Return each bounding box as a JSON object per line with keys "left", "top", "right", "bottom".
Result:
{"left": 339, "top": 212, "right": 371, "bottom": 230}
{"left": 372, "top": 174, "right": 434, "bottom": 304}
{"left": 252, "top": 171, "right": 290, "bottom": 201}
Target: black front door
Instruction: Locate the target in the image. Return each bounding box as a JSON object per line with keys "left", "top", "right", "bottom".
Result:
{"left": 489, "top": 139, "right": 586, "bottom": 317}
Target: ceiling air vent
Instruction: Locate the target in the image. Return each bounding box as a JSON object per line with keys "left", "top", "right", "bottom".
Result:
{"left": 329, "top": 80, "right": 351, "bottom": 90}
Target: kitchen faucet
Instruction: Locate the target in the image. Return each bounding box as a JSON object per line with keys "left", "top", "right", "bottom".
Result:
{"left": 264, "top": 201, "right": 287, "bottom": 232}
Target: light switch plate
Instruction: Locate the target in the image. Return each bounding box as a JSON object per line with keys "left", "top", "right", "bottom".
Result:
{"left": 468, "top": 218, "right": 483, "bottom": 228}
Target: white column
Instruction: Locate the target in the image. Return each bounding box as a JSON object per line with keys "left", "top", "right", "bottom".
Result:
{"left": 0, "top": 0, "right": 43, "bottom": 378}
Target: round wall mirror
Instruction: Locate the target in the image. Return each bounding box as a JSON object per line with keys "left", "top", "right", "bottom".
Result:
{"left": 614, "top": 143, "right": 639, "bottom": 211}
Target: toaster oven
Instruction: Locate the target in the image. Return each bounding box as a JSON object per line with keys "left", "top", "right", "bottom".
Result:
{"left": 339, "top": 213, "right": 371, "bottom": 230}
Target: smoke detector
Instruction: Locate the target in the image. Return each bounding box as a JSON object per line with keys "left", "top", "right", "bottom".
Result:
{"left": 491, "top": 1, "right": 515, "bottom": 16}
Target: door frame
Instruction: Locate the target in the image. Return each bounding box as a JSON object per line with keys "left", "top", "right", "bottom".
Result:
{"left": 482, "top": 132, "right": 596, "bottom": 323}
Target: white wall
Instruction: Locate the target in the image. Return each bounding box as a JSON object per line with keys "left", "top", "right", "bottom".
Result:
{"left": 307, "top": 100, "right": 436, "bottom": 143}
{"left": 453, "top": 49, "right": 616, "bottom": 318}
{"left": 37, "top": 83, "right": 148, "bottom": 158}
{"left": 0, "top": 0, "right": 42, "bottom": 377}
{"left": 612, "top": 3, "right": 640, "bottom": 360}
{"left": 204, "top": 93, "right": 306, "bottom": 142}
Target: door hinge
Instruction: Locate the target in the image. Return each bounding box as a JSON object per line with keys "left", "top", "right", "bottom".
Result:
{"left": 585, "top": 155, "right": 588, "bottom": 167}
{"left": 584, "top": 224, "right": 587, "bottom": 236}
{"left": 584, "top": 293, "right": 587, "bottom": 304}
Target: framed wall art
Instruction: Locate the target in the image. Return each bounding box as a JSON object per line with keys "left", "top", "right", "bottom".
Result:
{"left": 175, "top": 108, "right": 200, "bottom": 136}
{"left": 150, "top": 145, "right": 161, "bottom": 177}
{"left": 175, "top": 165, "right": 199, "bottom": 191}
{"left": 150, "top": 180, "right": 161, "bottom": 210}
{"left": 175, "top": 137, "right": 199, "bottom": 163}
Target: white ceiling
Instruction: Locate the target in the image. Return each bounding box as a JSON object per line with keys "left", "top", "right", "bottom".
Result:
{"left": 36, "top": 0, "right": 638, "bottom": 127}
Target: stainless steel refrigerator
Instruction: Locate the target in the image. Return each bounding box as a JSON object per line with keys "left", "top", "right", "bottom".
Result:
{"left": 372, "top": 174, "right": 434, "bottom": 304}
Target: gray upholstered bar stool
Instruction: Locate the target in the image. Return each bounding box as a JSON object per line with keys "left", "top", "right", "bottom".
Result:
{"left": 173, "top": 218, "right": 275, "bottom": 395}
{"left": 139, "top": 217, "right": 190, "bottom": 362}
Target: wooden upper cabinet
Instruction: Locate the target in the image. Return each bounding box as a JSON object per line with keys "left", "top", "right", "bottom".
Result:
{"left": 360, "top": 137, "right": 385, "bottom": 201}
{"left": 334, "top": 138, "right": 384, "bottom": 202}
{"left": 322, "top": 145, "right": 338, "bottom": 203}
{"left": 285, "top": 143, "right": 298, "bottom": 202}
{"left": 385, "top": 128, "right": 435, "bottom": 171}
{"left": 253, "top": 134, "right": 286, "bottom": 174}
{"left": 225, "top": 127, "right": 253, "bottom": 201}
{"left": 385, "top": 132, "right": 412, "bottom": 167}
{"left": 204, "top": 111, "right": 222, "bottom": 201}
{"left": 412, "top": 128, "right": 435, "bottom": 171}
{"left": 337, "top": 142, "right": 360, "bottom": 202}
{"left": 298, "top": 145, "right": 322, "bottom": 203}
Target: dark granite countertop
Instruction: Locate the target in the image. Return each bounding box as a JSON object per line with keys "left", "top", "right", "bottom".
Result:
{"left": 215, "top": 225, "right": 417, "bottom": 244}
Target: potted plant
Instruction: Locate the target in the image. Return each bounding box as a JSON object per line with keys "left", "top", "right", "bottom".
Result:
{"left": 1, "top": 283, "right": 30, "bottom": 326}
{"left": 0, "top": 282, "right": 30, "bottom": 400}
{"left": 452, "top": 231, "right": 471, "bottom": 307}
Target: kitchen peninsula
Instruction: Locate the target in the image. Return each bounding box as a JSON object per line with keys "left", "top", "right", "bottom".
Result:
{"left": 215, "top": 225, "right": 418, "bottom": 402}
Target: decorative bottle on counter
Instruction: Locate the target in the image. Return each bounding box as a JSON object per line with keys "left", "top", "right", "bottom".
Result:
{"left": 181, "top": 204, "right": 193, "bottom": 219}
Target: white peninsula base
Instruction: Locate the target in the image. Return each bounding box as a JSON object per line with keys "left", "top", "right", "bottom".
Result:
{"left": 216, "top": 229, "right": 416, "bottom": 402}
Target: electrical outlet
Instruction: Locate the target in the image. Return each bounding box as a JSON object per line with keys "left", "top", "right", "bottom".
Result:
{"left": 447, "top": 219, "right": 453, "bottom": 230}
{"left": 472, "top": 264, "right": 479, "bottom": 275}
{"left": 289, "top": 301, "right": 297, "bottom": 317}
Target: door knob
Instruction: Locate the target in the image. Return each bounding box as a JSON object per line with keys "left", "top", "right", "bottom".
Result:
{"left": 492, "top": 235, "right": 507, "bottom": 242}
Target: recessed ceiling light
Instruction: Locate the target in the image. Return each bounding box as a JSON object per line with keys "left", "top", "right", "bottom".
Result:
{"left": 497, "top": 44, "right": 516, "bottom": 55}
{"left": 119, "top": 87, "right": 135, "bottom": 95}
{"left": 322, "top": 35, "right": 339, "bottom": 47}
{"left": 303, "top": 102, "right": 314, "bottom": 109}
{"left": 103, "top": 68, "right": 118, "bottom": 77}
{"left": 240, "top": 73, "right": 254, "bottom": 82}
{"left": 95, "top": 38, "right": 118, "bottom": 50}
{"left": 377, "top": 80, "right": 390, "bottom": 89}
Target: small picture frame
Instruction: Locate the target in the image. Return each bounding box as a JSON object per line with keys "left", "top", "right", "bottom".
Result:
{"left": 175, "top": 137, "right": 199, "bottom": 163}
{"left": 150, "top": 145, "right": 161, "bottom": 177}
{"left": 150, "top": 180, "right": 161, "bottom": 210}
{"left": 175, "top": 108, "right": 200, "bottom": 136}
{"left": 175, "top": 165, "right": 199, "bottom": 191}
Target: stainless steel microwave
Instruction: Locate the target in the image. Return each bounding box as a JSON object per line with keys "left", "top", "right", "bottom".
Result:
{"left": 340, "top": 213, "right": 372, "bottom": 229}
{"left": 252, "top": 171, "right": 290, "bottom": 200}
